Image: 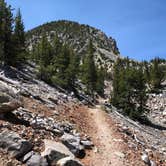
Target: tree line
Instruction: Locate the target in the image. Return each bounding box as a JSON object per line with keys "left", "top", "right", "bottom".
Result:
{"left": 31, "top": 36, "right": 105, "bottom": 96}
{"left": 0, "top": 0, "right": 105, "bottom": 96}
{"left": 111, "top": 57, "right": 166, "bottom": 120}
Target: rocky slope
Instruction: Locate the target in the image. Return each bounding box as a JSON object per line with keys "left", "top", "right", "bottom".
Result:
{"left": 0, "top": 64, "right": 93, "bottom": 166}
{"left": 0, "top": 64, "right": 165, "bottom": 166}
{"left": 26, "top": 20, "right": 120, "bottom": 71}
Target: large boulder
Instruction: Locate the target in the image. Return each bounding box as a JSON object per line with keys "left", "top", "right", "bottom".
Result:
{"left": 0, "top": 130, "right": 33, "bottom": 159}
{"left": 41, "top": 139, "right": 74, "bottom": 165}
{"left": 57, "top": 157, "right": 83, "bottom": 166}
{"left": 61, "top": 133, "right": 85, "bottom": 158}
{"left": 0, "top": 83, "right": 21, "bottom": 113}
{"left": 0, "top": 99, "right": 21, "bottom": 113}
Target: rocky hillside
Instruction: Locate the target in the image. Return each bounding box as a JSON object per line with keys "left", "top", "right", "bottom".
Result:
{"left": 26, "top": 20, "right": 120, "bottom": 71}
{"left": 0, "top": 64, "right": 165, "bottom": 166}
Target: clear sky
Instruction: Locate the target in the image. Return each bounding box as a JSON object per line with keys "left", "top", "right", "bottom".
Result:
{"left": 6, "top": 0, "right": 166, "bottom": 61}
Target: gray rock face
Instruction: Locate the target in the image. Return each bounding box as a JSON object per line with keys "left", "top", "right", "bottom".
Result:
{"left": 41, "top": 139, "right": 74, "bottom": 165}
{"left": 57, "top": 157, "right": 83, "bottom": 166}
{"left": 26, "top": 153, "right": 48, "bottom": 166}
{"left": 0, "top": 130, "right": 33, "bottom": 159}
{"left": 61, "top": 133, "right": 85, "bottom": 158}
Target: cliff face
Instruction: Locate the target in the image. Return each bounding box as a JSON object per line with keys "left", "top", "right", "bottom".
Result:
{"left": 26, "top": 20, "right": 120, "bottom": 71}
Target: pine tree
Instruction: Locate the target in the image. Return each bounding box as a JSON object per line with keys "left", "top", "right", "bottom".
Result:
{"left": 37, "top": 35, "right": 53, "bottom": 81}
{"left": 81, "top": 40, "right": 97, "bottom": 96}
{"left": 0, "top": 0, "right": 13, "bottom": 65}
{"left": 13, "top": 8, "right": 26, "bottom": 65}
{"left": 51, "top": 44, "right": 70, "bottom": 88}
{"left": 66, "top": 49, "right": 80, "bottom": 90}
{"left": 150, "top": 57, "right": 165, "bottom": 91}
{"left": 0, "top": 0, "right": 5, "bottom": 63}
{"left": 112, "top": 58, "right": 148, "bottom": 120}
{"left": 112, "top": 58, "right": 124, "bottom": 106}
{"left": 96, "top": 67, "right": 105, "bottom": 96}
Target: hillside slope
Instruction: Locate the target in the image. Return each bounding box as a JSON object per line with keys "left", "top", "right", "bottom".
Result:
{"left": 26, "top": 20, "right": 120, "bottom": 71}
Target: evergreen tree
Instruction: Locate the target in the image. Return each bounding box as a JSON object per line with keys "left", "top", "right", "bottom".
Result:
{"left": 13, "top": 8, "right": 26, "bottom": 65}
{"left": 112, "top": 58, "right": 148, "bottom": 120}
{"left": 51, "top": 44, "right": 70, "bottom": 88}
{"left": 0, "top": 0, "right": 5, "bottom": 63}
{"left": 143, "top": 61, "right": 151, "bottom": 85}
{"left": 96, "top": 67, "right": 105, "bottom": 96}
{"left": 66, "top": 49, "right": 79, "bottom": 90}
{"left": 0, "top": 0, "right": 13, "bottom": 65}
{"left": 150, "top": 57, "right": 165, "bottom": 90}
{"left": 52, "top": 35, "right": 62, "bottom": 57}
{"left": 37, "top": 35, "right": 53, "bottom": 81}
{"left": 81, "top": 40, "right": 97, "bottom": 96}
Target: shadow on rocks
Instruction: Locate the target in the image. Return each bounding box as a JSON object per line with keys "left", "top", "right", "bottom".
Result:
{"left": 0, "top": 112, "right": 30, "bottom": 127}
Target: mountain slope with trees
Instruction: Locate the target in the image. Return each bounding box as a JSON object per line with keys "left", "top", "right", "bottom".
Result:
{"left": 26, "top": 20, "right": 120, "bottom": 72}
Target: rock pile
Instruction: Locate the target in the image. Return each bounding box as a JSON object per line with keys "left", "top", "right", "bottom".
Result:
{"left": 0, "top": 66, "right": 94, "bottom": 166}
{"left": 108, "top": 106, "right": 166, "bottom": 165}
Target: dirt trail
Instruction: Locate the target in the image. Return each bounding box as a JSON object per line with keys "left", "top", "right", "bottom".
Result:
{"left": 81, "top": 105, "right": 128, "bottom": 166}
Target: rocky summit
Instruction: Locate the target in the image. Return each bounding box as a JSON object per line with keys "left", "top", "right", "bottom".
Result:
{"left": 26, "top": 20, "right": 120, "bottom": 72}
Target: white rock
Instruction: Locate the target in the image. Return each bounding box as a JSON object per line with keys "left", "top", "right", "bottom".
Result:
{"left": 56, "top": 157, "right": 83, "bottom": 166}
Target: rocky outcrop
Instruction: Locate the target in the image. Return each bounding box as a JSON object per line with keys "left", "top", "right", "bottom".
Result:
{"left": 0, "top": 130, "right": 33, "bottom": 159}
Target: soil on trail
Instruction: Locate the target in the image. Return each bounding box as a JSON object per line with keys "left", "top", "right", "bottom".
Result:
{"left": 86, "top": 106, "right": 125, "bottom": 166}
{"left": 68, "top": 105, "right": 145, "bottom": 166}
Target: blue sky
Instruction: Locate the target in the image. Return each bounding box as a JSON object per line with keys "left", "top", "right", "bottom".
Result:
{"left": 6, "top": 0, "right": 166, "bottom": 61}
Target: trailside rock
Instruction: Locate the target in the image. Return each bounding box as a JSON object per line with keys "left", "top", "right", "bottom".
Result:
{"left": 141, "top": 152, "right": 150, "bottom": 165}
{"left": 0, "top": 84, "right": 21, "bottom": 113}
{"left": 57, "top": 157, "right": 83, "bottom": 166}
{"left": 61, "top": 133, "right": 85, "bottom": 158}
{"left": 26, "top": 153, "right": 48, "bottom": 166}
{"left": 0, "top": 100, "right": 21, "bottom": 113}
{"left": 0, "top": 130, "right": 33, "bottom": 159}
{"left": 41, "top": 139, "right": 74, "bottom": 165}
{"left": 80, "top": 140, "right": 94, "bottom": 149}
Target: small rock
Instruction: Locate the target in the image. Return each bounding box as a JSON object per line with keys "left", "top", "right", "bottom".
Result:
{"left": 115, "top": 152, "right": 125, "bottom": 158}
{"left": 80, "top": 140, "right": 93, "bottom": 149}
{"left": 21, "top": 151, "right": 34, "bottom": 163}
{"left": 141, "top": 152, "right": 150, "bottom": 165}
{"left": 57, "top": 157, "right": 83, "bottom": 166}
{"left": 150, "top": 160, "right": 157, "bottom": 166}
{"left": 26, "top": 153, "right": 48, "bottom": 166}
